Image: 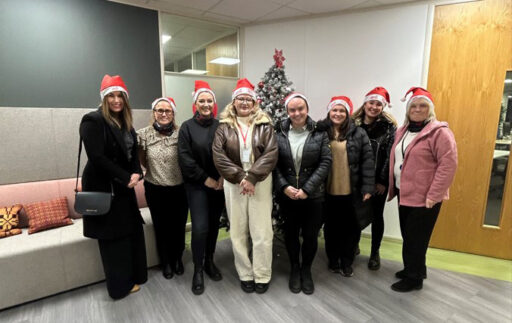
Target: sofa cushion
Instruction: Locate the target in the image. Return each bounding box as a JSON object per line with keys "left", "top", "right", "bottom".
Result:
{"left": 0, "top": 204, "right": 23, "bottom": 238}
{"left": 25, "top": 197, "right": 73, "bottom": 234}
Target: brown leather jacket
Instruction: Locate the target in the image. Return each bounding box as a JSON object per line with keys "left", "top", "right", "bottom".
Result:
{"left": 213, "top": 110, "right": 278, "bottom": 185}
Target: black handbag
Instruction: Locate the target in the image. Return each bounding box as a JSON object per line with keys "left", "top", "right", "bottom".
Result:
{"left": 74, "top": 136, "right": 113, "bottom": 216}
{"left": 352, "top": 191, "right": 374, "bottom": 230}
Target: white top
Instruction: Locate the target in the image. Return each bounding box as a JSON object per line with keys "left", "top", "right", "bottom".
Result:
{"left": 394, "top": 131, "right": 418, "bottom": 189}
{"left": 288, "top": 125, "right": 310, "bottom": 173}
{"left": 236, "top": 116, "right": 254, "bottom": 172}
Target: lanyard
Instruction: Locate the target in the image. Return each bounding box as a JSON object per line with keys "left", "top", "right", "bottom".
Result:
{"left": 237, "top": 123, "right": 249, "bottom": 148}
{"left": 401, "top": 130, "right": 409, "bottom": 159}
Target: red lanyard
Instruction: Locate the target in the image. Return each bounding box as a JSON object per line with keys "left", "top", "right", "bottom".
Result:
{"left": 237, "top": 123, "right": 249, "bottom": 148}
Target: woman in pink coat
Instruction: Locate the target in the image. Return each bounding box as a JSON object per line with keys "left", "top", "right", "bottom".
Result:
{"left": 388, "top": 87, "right": 457, "bottom": 292}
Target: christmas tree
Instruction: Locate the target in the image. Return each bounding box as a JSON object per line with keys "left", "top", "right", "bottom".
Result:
{"left": 256, "top": 49, "right": 294, "bottom": 124}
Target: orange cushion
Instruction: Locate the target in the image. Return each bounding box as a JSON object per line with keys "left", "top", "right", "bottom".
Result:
{"left": 24, "top": 197, "right": 73, "bottom": 234}
{"left": 0, "top": 204, "right": 23, "bottom": 238}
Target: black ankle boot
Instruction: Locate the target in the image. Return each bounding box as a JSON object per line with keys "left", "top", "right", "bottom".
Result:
{"left": 175, "top": 258, "right": 184, "bottom": 275}
{"left": 204, "top": 256, "right": 222, "bottom": 281}
{"left": 191, "top": 267, "right": 204, "bottom": 295}
{"left": 289, "top": 264, "right": 301, "bottom": 293}
{"left": 162, "top": 263, "right": 174, "bottom": 279}
{"left": 391, "top": 278, "right": 423, "bottom": 292}
{"left": 368, "top": 251, "right": 381, "bottom": 271}
{"left": 300, "top": 267, "right": 314, "bottom": 295}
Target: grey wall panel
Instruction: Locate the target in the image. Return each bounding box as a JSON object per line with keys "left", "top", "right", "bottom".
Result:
{"left": 0, "top": 0, "right": 161, "bottom": 109}
{"left": 0, "top": 107, "right": 151, "bottom": 185}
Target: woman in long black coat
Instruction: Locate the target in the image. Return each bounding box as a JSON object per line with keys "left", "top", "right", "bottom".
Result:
{"left": 79, "top": 74, "right": 146, "bottom": 300}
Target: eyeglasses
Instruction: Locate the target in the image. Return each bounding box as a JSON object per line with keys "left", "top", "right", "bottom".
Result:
{"left": 235, "top": 98, "right": 254, "bottom": 104}
{"left": 154, "top": 109, "right": 173, "bottom": 115}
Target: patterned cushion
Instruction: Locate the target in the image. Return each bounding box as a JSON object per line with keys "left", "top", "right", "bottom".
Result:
{"left": 24, "top": 197, "right": 73, "bottom": 234}
{"left": 0, "top": 204, "right": 23, "bottom": 238}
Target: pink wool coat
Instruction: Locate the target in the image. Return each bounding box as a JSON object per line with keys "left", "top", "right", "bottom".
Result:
{"left": 387, "top": 120, "right": 458, "bottom": 207}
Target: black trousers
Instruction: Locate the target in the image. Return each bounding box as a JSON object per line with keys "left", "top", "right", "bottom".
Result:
{"left": 370, "top": 191, "right": 387, "bottom": 254}
{"left": 98, "top": 224, "right": 147, "bottom": 299}
{"left": 324, "top": 194, "right": 361, "bottom": 267}
{"left": 144, "top": 181, "right": 188, "bottom": 267}
{"left": 280, "top": 198, "right": 323, "bottom": 268}
{"left": 185, "top": 182, "right": 225, "bottom": 267}
{"left": 399, "top": 203, "right": 441, "bottom": 280}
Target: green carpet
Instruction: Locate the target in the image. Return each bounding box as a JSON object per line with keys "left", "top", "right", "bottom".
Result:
{"left": 185, "top": 229, "right": 512, "bottom": 282}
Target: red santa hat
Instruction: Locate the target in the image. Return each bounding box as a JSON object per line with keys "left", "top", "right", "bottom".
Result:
{"left": 284, "top": 92, "right": 309, "bottom": 111}
{"left": 364, "top": 87, "right": 391, "bottom": 108}
{"left": 192, "top": 80, "right": 218, "bottom": 117}
{"left": 232, "top": 78, "right": 256, "bottom": 101}
{"left": 327, "top": 96, "right": 353, "bottom": 115}
{"left": 151, "top": 97, "right": 177, "bottom": 113}
{"left": 100, "top": 74, "right": 129, "bottom": 100}
{"left": 401, "top": 87, "right": 434, "bottom": 110}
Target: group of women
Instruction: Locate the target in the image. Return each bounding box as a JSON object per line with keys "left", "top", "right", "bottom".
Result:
{"left": 79, "top": 74, "right": 457, "bottom": 300}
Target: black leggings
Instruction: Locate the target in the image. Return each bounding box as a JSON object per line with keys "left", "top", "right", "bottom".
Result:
{"left": 185, "top": 182, "right": 225, "bottom": 268}
{"left": 280, "top": 198, "right": 323, "bottom": 268}
{"left": 324, "top": 194, "right": 360, "bottom": 267}
{"left": 144, "top": 181, "right": 188, "bottom": 267}
{"left": 370, "top": 191, "right": 387, "bottom": 254}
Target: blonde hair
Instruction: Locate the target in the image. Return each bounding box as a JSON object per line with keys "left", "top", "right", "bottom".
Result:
{"left": 403, "top": 97, "right": 436, "bottom": 126}
{"left": 100, "top": 92, "right": 133, "bottom": 130}
{"left": 220, "top": 99, "right": 270, "bottom": 127}
{"left": 352, "top": 102, "right": 397, "bottom": 126}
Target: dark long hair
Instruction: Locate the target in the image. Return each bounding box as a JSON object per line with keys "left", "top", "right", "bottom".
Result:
{"left": 320, "top": 113, "right": 351, "bottom": 141}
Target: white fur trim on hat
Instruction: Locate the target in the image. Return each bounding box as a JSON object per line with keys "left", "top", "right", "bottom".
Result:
{"left": 284, "top": 93, "right": 308, "bottom": 109}
{"left": 364, "top": 94, "right": 389, "bottom": 107}
{"left": 327, "top": 99, "right": 350, "bottom": 113}
{"left": 100, "top": 86, "right": 129, "bottom": 100}
{"left": 405, "top": 95, "right": 434, "bottom": 110}
{"left": 193, "top": 88, "right": 216, "bottom": 103}
{"left": 232, "top": 88, "right": 256, "bottom": 101}
{"left": 151, "top": 98, "right": 176, "bottom": 112}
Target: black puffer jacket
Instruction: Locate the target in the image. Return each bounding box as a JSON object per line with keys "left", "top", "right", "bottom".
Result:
{"left": 274, "top": 117, "right": 332, "bottom": 201}
{"left": 317, "top": 118, "right": 375, "bottom": 195}
{"left": 358, "top": 117, "right": 396, "bottom": 187}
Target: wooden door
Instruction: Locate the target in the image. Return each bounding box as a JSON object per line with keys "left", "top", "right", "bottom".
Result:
{"left": 427, "top": 0, "right": 512, "bottom": 259}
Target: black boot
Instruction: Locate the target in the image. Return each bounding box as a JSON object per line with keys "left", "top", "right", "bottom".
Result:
{"left": 191, "top": 267, "right": 204, "bottom": 295}
{"left": 162, "top": 263, "right": 174, "bottom": 279}
{"left": 391, "top": 278, "right": 423, "bottom": 292}
{"left": 300, "top": 266, "right": 314, "bottom": 295}
{"left": 368, "top": 251, "right": 381, "bottom": 270}
{"left": 395, "top": 270, "right": 426, "bottom": 279}
{"left": 204, "top": 256, "right": 222, "bottom": 281}
{"left": 288, "top": 264, "right": 301, "bottom": 293}
{"left": 175, "top": 258, "right": 184, "bottom": 275}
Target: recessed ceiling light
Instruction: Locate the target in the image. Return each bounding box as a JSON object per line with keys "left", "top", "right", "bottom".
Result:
{"left": 162, "top": 34, "right": 172, "bottom": 44}
{"left": 505, "top": 79, "right": 512, "bottom": 84}
{"left": 209, "top": 57, "right": 240, "bottom": 65}
{"left": 181, "top": 69, "right": 208, "bottom": 75}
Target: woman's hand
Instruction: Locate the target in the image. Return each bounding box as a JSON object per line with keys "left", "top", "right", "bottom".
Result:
{"left": 375, "top": 184, "right": 386, "bottom": 195}
{"left": 363, "top": 193, "right": 372, "bottom": 202}
{"left": 127, "top": 173, "right": 140, "bottom": 188}
{"left": 425, "top": 198, "right": 437, "bottom": 208}
{"left": 204, "top": 177, "right": 217, "bottom": 189}
{"left": 284, "top": 186, "right": 299, "bottom": 199}
{"left": 215, "top": 177, "right": 224, "bottom": 191}
{"left": 295, "top": 189, "right": 308, "bottom": 200}
{"left": 240, "top": 179, "right": 255, "bottom": 196}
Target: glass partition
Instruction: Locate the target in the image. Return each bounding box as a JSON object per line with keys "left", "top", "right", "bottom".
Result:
{"left": 484, "top": 71, "right": 512, "bottom": 226}
{"left": 161, "top": 13, "right": 238, "bottom": 78}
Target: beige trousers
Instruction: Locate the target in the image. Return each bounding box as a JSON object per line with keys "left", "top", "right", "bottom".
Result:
{"left": 224, "top": 176, "right": 273, "bottom": 283}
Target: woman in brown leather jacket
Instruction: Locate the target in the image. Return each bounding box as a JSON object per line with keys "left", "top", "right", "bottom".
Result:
{"left": 212, "top": 78, "right": 278, "bottom": 294}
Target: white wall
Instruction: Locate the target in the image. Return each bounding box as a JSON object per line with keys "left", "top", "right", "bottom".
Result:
{"left": 241, "top": 3, "right": 431, "bottom": 240}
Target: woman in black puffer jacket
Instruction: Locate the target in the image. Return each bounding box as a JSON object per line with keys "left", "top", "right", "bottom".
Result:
{"left": 318, "top": 96, "right": 374, "bottom": 278}
{"left": 353, "top": 87, "right": 397, "bottom": 271}
{"left": 274, "top": 93, "right": 332, "bottom": 295}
